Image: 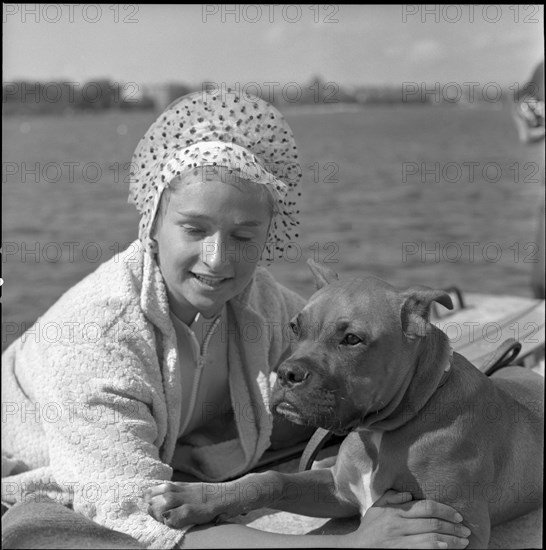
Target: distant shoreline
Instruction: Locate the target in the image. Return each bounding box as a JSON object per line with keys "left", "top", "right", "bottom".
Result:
{"left": 271, "top": 102, "right": 509, "bottom": 116}
{"left": 3, "top": 101, "right": 509, "bottom": 119}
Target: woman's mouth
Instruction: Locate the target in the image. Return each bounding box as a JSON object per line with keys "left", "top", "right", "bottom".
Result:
{"left": 191, "top": 272, "right": 229, "bottom": 289}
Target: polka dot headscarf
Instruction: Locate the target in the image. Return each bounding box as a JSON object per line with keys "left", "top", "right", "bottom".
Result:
{"left": 128, "top": 89, "right": 303, "bottom": 259}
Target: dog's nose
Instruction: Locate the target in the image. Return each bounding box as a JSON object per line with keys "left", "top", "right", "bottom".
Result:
{"left": 277, "top": 363, "right": 311, "bottom": 388}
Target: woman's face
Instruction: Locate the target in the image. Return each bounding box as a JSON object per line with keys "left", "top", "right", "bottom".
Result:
{"left": 153, "top": 174, "right": 272, "bottom": 324}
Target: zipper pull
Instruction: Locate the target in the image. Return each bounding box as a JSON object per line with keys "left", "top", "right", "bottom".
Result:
{"left": 197, "top": 356, "right": 206, "bottom": 370}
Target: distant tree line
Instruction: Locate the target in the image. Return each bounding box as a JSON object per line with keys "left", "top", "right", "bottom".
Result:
{"left": 2, "top": 79, "right": 158, "bottom": 115}
{"left": 3, "top": 77, "right": 517, "bottom": 115}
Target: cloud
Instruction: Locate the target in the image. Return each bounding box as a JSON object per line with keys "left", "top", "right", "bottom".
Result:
{"left": 264, "top": 25, "right": 286, "bottom": 45}
{"left": 408, "top": 40, "right": 446, "bottom": 62}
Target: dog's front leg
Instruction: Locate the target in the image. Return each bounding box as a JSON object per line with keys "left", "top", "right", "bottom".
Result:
{"left": 455, "top": 501, "right": 490, "bottom": 549}
{"left": 259, "top": 467, "right": 360, "bottom": 518}
{"left": 146, "top": 471, "right": 280, "bottom": 528}
{"left": 146, "top": 467, "right": 358, "bottom": 529}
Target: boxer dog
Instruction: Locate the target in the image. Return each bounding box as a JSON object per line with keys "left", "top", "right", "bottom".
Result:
{"left": 147, "top": 260, "right": 544, "bottom": 548}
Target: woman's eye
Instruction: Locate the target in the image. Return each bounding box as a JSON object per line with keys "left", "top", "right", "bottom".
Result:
{"left": 341, "top": 333, "right": 362, "bottom": 346}
{"left": 290, "top": 321, "right": 300, "bottom": 336}
{"left": 233, "top": 234, "right": 253, "bottom": 242}
{"left": 182, "top": 226, "right": 205, "bottom": 235}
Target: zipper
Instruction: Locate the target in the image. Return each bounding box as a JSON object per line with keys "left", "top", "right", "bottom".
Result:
{"left": 178, "top": 315, "right": 222, "bottom": 437}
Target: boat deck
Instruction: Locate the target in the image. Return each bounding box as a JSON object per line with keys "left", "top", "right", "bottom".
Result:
{"left": 433, "top": 292, "right": 545, "bottom": 372}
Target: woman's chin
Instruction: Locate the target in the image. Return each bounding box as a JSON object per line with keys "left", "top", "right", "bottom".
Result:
{"left": 183, "top": 290, "right": 230, "bottom": 319}
{"left": 170, "top": 275, "right": 249, "bottom": 321}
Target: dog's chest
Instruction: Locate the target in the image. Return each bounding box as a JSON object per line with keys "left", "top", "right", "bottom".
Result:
{"left": 342, "top": 431, "right": 384, "bottom": 514}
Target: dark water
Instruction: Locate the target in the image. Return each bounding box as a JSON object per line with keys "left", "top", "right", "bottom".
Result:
{"left": 2, "top": 105, "right": 544, "bottom": 350}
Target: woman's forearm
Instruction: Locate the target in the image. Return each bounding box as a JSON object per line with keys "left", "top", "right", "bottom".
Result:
{"left": 179, "top": 521, "right": 353, "bottom": 549}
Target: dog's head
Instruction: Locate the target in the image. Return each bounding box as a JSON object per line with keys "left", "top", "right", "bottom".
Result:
{"left": 270, "top": 260, "right": 453, "bottom": 434}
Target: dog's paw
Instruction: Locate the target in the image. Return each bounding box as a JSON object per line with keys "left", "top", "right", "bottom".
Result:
{"left": 145, "top": 482, "right": 242, "bottom": 528}
{"left": 161, "top": 503, "right": 222, "bottom": 528}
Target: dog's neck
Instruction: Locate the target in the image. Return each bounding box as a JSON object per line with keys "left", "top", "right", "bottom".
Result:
{"left": 360, "top": 325, "right": 453, "bottom": 432}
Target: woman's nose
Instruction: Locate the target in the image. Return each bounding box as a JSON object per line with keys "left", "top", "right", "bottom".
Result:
{"left": 201, "top": 233, "right": 229, "bottom": 270}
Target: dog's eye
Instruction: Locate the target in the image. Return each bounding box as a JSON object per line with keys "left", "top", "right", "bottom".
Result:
{"left": 341, "top": 333, "right": 361, "bottom": 346}
{"left": 289, "top": 321, "right": 300, "bottom": 336}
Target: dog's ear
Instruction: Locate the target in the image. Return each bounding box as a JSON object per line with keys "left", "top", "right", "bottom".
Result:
{"left": 307, "top": 258, "right": 339, "bottom": 290}
{"left": 400, "top": 286, "right": 453, "bottom": 340}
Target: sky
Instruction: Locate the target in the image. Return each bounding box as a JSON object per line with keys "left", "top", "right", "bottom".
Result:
{"left": 2, "top": 4, "right": 544, "bottom": 88}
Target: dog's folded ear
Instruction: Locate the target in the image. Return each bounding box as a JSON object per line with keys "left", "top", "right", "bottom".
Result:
{"left": 307, "top": 258, "right": 339, "bottom": 290}
{"left": 400, "top": 286, "right": 453, "bottom": 339}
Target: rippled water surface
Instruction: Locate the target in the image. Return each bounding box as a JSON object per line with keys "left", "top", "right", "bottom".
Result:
{"left": 3, "top": 105, "right": 544, "bottom": 350}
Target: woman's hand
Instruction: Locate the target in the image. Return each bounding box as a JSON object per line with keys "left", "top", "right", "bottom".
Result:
{"left": 347, "top": 491, "right": 470, "bottom": 548}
